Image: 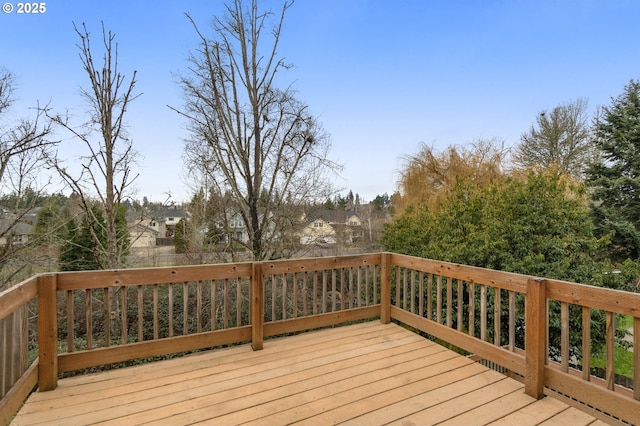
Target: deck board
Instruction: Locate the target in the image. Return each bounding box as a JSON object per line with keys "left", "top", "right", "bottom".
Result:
{"left": 10, "top": 322, "right": 613, "bottom": 426}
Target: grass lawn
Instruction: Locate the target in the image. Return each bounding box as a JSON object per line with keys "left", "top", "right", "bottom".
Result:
{"left": 590, "top": 315, "right": 634, "bottom": 378}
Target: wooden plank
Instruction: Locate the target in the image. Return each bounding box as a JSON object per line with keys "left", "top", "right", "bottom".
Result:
{"left": 263, "top": 306, "right": 380, "bottom": 338}
{"left": 538, "top": 406, "right": 600, "bottom": 426}
{"left": 488, "top": 396, "right": 568, "bottom": 425}
{"left": 0, "top": 276, "right": 37, "bottom": 321}
{"left": 18, "top": 324, "right": 416, "bottom": 424}
{"left": 263, "top": 253, "right": 381, "bottom": 275}
{"left": 389, "top": 253, "right": 529, "bottom": 292}
{"left": 338, "top": 369, "right": 505, "bottom": 426}
{"left": 387, "top": 377, "right": 523, "bottom": 425}
{"left": 545, "top": 366, "right": 640, "bottom": 425}
{"left": 58, "top": 326, "right": 252, "bottom": 372}
{"left": 437, "top": 388, "right": 535, "bottom": 425}
{"left": 56, "top": 263, "right": 253, "bottom": 290}
{"left": 10, "top": 323, "right": 605, "bottom": 426}
{"left": 546, "top": 278, "right": 640, "bottom": 317}
{"left": 0, "top": 360, "right": 37, "bottom": 426}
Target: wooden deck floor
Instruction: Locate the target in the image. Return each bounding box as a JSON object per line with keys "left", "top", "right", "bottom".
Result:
{"left": 11, "top": 322, "right": 613, "bottom": 425}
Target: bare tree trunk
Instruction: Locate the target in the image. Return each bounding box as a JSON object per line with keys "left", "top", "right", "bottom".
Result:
{"left": 46, "top": 22, "right": 139, "bottom": 270}
{"left": 176, "top": 0, "right": 341, "bottom": 261}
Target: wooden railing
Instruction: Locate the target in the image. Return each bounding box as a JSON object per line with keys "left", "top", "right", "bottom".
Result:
{"left": 1, "top": 253, "right": 639, "bottom": 425}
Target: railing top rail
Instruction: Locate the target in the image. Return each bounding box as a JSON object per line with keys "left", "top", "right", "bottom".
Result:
{"left": 0, "top": 275, "right": 39, "bottom": 320}
{"left": 263, "top": 253, "right": 382, "bottom": 275}
{"left": 390, "top": 253, "right": 530, "bottom": 293}
{"left": 56, "top": 262, "right": 253, "bottom": 291}
{"left": 546, "top": 278, "right": 640, "bottom": 316}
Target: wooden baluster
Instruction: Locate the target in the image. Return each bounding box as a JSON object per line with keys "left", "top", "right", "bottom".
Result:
{"left": 606, "top": 311, "right": 615, "bottom": 391}
{"left": 183, "top": 282, "right": 189, "bottom": 334}
{"left": 419, "top": 272, "right": 424, "bottom": 317}
{"left": 561, "top": 302, "right": 569, "bottom": 373}
{"left": 402, "top": 268, "right": 408, "bottom": 311}
{"left": 293, "top": 272, "right": 298, "bottom": 318}
{"left": 582, "top": 306, "right": 590, "bottom": 381}
{"left": 302, "top": 272, "right": 308, "bottom": 316}
{"left": 282, "top": 274, "right": 288, "bottom": 320}
{"left": 85, "top": 288, "right": 92, "bottom": 349}
{"left": 395, "top": 267, "right": 401, "bottom": 308}
{"left": 331, "top": 269, "right": 337, "bottom": 312}
{"left": 210, "top": 281, "right": 216, "bottom": 331}
{"left": 236, "top": 278, "right": 243, "bottom": 326}
{"left": 153, "top": 284, "right": 159, "bottom": 339}
{"left": 223, "top": 278, "right": 229, "bottom": 329}
{"left": 357, "top": 267, "right": 362, "bottom": 308}
{"left": 322, "top": 270, "right": 327, "bottom": 313}
{"left": 457, "top": 280, "right": 463, "bottom": 332}
{"left": 120, "top": 285, "right": 127, "bottom": 344}
{"left": 480, "top": 285, "right": 487, "bottom": 342}
{"left": 365, "top": 265, "right": 370, "bottom": 307}
{"left": 373, "top": 265, "right": 378, "bottom": 306}
{"left": 469, "top": 281, "right": 475, "bottom": 338}
{"left": 348, "top": 267, "right": 354, "bottom": 309}
{"left": 271, "top": 274, "right": 277, "bottom": 321}
{"left": 410, "top": 270, "right": 415, "bottom": 314}
{"left": 436, "top": 275, "right": 443, "bottom": 324}
{"left": 103, "top": 288, "right": 110, "bottom": 347}
{"left": 138, "top": 285, "right": 144, "bottom": 341}
{"left": 196, "top": 281, "right": 202, "bottom": 333}
{"left": 66, "top": 290, "right": 73, "bottom": 352}
{"left": 494, "top": 288, "right": 501, "bottom": 346}
{"left": 427, "top": 273, "right": 433, "bottom": 321}
{"left": 508, "top": 291, "right": 515, "bottom": 351}
{"left": 446, "top": 277, "right": 452, "bottom": 328}
{"left": 312, "top": 272, "right": 318, "bottom": 315}
{"left": 168, "top": 283, "right": 174, "bottom": 336}
{"left": 634, "top": 316, "right": 639, "bottom": 400}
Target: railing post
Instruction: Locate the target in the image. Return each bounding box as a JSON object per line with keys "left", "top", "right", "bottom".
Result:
{"left": 37, "top": 273, "right": 58, "bottom": 391}
{"left": 380, "top": 253, "right": 391, "bottom": 324}
{"left": 525, "top": 278, "right": 546, "bottom": 399}
{"left": 251, "top": 262, "right": 264, "bottom": 351}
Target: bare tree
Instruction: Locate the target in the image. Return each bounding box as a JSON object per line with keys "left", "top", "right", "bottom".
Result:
{"left": 176, "top": 0, "right": 340, "bottom": 261}
{"left": 514, "top": 98, "right": 593, "bottom": 178}
{"left": 0, "top": 68, "right": 56, "bottom": 289}
{"left": 46, "top": 23, "right": 140, "bottom": 269}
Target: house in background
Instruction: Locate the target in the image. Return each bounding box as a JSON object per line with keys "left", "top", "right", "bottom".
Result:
{"left": 127, "top": 206, "right": 190, "bottom": 248}
{"left": 0, "top": 219, "right": 33, "bottom": 246}
{"left": 299, "top": 210, "right": 364, "bottom": 246}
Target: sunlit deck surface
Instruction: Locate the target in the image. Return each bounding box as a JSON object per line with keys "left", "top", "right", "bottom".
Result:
{"left": 11, "top": 322, "right": 612, "bottom": 426}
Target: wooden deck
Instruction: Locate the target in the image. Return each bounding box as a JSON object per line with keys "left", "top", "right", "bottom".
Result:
{"left": 11, "top": 322, "right": 613, "bottom": 426}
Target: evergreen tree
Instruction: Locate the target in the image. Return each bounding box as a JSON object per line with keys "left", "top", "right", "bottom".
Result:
{"left": 586, "top": 79, "right": 640, "bottom": 261}
{"left": 58, "top": 205, "right": 129, "bottom": 271}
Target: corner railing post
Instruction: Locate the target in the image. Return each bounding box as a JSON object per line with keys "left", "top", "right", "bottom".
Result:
{"left": 380, "top": 253, "right": 391, "bottom": 324}
{"left": 37, "top": 273, "right": 58, "bottom": 391}
{"left": 525, "top": 278, "right": 546, "bottom": 399}
{"left": 251, "top": 262, "right": 264, "bottom": 351}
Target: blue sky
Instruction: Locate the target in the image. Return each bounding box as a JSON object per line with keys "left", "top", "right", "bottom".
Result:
{"left": 2, "top": 1, "right": 640, "bottom": 203}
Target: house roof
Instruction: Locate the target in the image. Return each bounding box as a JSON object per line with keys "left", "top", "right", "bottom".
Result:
{"left": 304, "top": 210, "right": 361, "bottom": 226}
